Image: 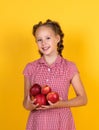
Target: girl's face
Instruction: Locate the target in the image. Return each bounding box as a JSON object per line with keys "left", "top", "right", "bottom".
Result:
{"left": 35, "top": 26, "right": 60, "bottom": 56}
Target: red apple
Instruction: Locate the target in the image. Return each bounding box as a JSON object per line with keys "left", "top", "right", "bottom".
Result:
{"left": 41, "top": 85, "right": 51, "bottom": 95}
{"left": 46, "top": 92, "right": 59, "bottom": 103}
{"left": 30, "top": 83, "right": 41, "bottom": 96}
{"left": 34, "top": 94, "right": 47, "bottom": 107}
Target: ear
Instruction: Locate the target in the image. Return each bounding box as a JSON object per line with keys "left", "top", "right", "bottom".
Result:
{"left": 55, "top": 35, "right": 60, "bottom": 44}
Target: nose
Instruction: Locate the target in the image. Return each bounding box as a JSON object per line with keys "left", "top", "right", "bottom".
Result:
{"left": 41, "top": 39, "right": 46, "bottom": 46}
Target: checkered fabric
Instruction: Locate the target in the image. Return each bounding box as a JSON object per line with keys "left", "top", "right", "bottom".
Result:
{"left": 23, "top": 55, "right": 79, "bottom": 130}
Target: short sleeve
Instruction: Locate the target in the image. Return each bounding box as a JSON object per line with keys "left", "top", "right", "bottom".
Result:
{"left": 67, "top": 62, "right": 79, "bottom": 82}
{"left": 23, "top": 63, "right": 33, "bottom": 79}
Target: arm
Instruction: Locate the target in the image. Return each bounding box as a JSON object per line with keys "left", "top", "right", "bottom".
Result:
{"left": 40, "top": 73, "right": 87, "bottom": 109}
{"left": 63, "top": 73, "right": 87, "bottom": 107}
{"left": 23, "top": 76, "right": 38, "bottom": 111}
{"left": 56, "top": 73, "right": 87, "bottom": 108}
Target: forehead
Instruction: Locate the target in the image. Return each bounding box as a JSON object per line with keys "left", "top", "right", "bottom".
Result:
{"left": 35, "top": 26, "right": 56, "bottom": 36}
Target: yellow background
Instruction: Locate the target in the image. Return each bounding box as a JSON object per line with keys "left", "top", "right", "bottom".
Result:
{"left": 0, "top": 0, "right": 99, "bottom": 129}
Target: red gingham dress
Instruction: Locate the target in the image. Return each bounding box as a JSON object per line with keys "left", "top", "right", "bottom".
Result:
{"left": 23, "top": 55, "right": 79, "bottom": 130}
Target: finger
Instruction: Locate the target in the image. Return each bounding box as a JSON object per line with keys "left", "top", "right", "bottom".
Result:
{"left": 31, "top": 98, "right": 36, "bottom": 104}
{"left": 37, "top": 107, "right": 48, "bottom": 110}
{"left": 41, "top": 105, "right": 49, "bottom": 108}
{"left": 59, "top": 97, "right": 63, "bottom": 100}
{"left": 35, "top": 103, "right": 39, "bottom": 107}
{"left": 48, "top": 101, "right": 54, "bottom": 105}
{"left": 36, "top": 107, "right": 41, "bottom": 109}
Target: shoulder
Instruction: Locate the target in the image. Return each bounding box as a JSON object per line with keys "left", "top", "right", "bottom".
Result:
{"left": 62, "top": 57, "right": 79, "bottom": 80}
{"left": 62, "top": 57, "right": 77, "bottom": 68}
{"left": 62, "top": 57, "right": 79, "bottom": 73}
{"left": 25, "top": 58, "right": 41, "bottom": 68}
{"left": 23, "top": 58, "right": 42, "bottom": 73}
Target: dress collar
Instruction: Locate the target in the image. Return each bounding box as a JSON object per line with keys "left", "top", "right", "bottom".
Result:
{"left": 38, "top": 55, "right": 62, "bottom": 67}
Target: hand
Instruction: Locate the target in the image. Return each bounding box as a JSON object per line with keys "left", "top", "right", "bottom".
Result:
{"left": 25, "top": 95, "right": 39, "bottom": 111}
{"left": 36, "top": 97, "right": 63, "bottom": 110}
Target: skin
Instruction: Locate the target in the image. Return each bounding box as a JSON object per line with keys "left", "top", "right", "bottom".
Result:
{"left": 23, "top": 26, "right": 87, "bottom": 111}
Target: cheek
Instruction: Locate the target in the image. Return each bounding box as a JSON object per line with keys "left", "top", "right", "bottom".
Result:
{"left": 37, "top": 43, "right": 41, "bottom": 48}
{"left": 52, "top": 42, "right": 58, "bottom": 49}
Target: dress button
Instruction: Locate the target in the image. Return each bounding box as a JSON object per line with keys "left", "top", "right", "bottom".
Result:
{"left": 46, "top": 79, "right": 49, "bottom": 82}
{"left": 48, "top": 68, "right": 50, "bottom": 72}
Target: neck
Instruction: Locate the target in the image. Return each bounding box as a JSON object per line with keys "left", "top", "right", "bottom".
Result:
{"left": 43, "top": 53, "right": 59, "bottom": 65}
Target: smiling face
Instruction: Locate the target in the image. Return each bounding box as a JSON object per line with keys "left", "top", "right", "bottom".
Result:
{"left": 35, "top": 26, "right": 60, "bottom": 56}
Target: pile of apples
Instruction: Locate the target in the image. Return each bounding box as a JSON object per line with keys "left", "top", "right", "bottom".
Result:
{"left": 30, "top": 83, "right": 59, "bottom": 107}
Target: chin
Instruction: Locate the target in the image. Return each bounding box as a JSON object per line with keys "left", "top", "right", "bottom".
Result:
{"left": 42, "top": 51, "right": 51, "bottom": 56}
{"left": 44, "top": 52, "right": 52, "bottom": 56}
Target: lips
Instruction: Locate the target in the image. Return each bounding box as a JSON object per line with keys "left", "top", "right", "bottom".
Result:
{"left": 42, "top": 46, "right": 50, "bottom": 51}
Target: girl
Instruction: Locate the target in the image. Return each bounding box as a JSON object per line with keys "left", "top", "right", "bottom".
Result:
{"left": 23, "top": 19, "right": 87, "bottom": 130}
